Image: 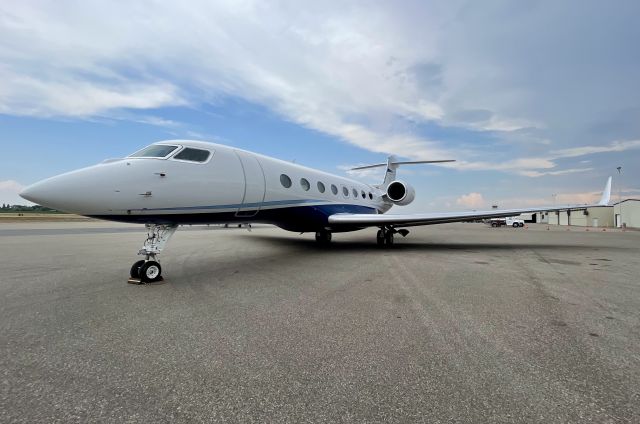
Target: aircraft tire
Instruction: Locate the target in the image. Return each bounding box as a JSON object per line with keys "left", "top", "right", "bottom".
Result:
{"left": 315, "top": 231, "right": 332, "bottom": 244}
{"left": 140, "top": 261, "right": 162, "bottom": 283}
{"left": 130, "top": 260, "right": 145, "bottom": 279}
{"left": 376, "top": 230, "right": 385, "bottom": 246}
{"left": 385, "top": 232, "right": 394, "bottom": 246}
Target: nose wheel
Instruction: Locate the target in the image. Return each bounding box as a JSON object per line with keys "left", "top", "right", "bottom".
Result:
{"left": 130, "top": 259, "right": 163, "bottom": 283}
{"left": 139, "top": 261, "right": 162, "bottom": 282}
{"left": 128, "top": 224, "right": 177, "bottom": 284}
{"left": 130, "top": 260, "right": 145, "bottom": 279}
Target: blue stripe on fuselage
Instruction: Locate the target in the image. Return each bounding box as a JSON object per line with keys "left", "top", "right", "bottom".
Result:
{"left": 92, "top": 203, "right": 377, "bottom": 232}
{"left": 129, "top": 198, "right": 325, "bottom": 212}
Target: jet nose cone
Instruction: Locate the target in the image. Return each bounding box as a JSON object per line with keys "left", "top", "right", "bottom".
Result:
{"left": 19, "top": 183, "right": 44, "bottom": 204}
{"left": 19, "top": 176, "right": 75, "bottom": 211}
{"left": 18, "top": 166, "right": 116, "bottom": 215}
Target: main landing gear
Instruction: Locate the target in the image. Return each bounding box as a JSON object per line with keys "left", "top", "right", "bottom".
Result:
{"left": 129, "top": 224, "right": 178, "bottom": 283}
{"left": 315, "top": 230, "right": 332, "bottom": 245}
{"left": 314, "top": 227, "right": 409, "bottom": 247}
{"left": 377, "top": 226, "right": 409, "bottom": 247}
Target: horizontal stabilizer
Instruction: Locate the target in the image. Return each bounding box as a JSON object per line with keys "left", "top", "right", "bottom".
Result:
{"left": 351, "top": 159, "right": 455, "bottom": 171}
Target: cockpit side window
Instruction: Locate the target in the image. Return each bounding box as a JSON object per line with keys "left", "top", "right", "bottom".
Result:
{"left": 129, "top": 145, "right": 178, "bottom": 158}
{"left": 173, "top": 148, "right": 211, "bottom": 163}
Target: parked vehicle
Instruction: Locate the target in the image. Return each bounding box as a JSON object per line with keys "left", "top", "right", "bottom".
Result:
{"left": 488, "top": 217, "right": 525, "bottom": 228}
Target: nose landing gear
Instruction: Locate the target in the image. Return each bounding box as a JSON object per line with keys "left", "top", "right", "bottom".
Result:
{"left": 129, "top": 224, "right": 177, "bottom": 284}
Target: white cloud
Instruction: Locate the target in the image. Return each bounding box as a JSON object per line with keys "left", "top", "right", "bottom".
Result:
{"left": 0, "top": 73, "right": 184, "bottom": 117}
{"left": 0, "top": 1, "right": 638, "bottom": 182}
{"left": 0, "top": 180, "right": 29, "bottom": 205}
{"left": 0, "top": 180, "right": 23, "bottom": 191}
{"left": 518, "top": 167, "right": 593, "bottom": 178}
{"left": 551, "top": 139, "right": 640, "bottom": 159}
{"left": 495, "top": 191, "right": 603, "bottom": 208}
{"left": 456, "top": 192, "right": 484, "bottom": 209}
{"left": 0, "top": 3, "right": 551, "bottom": 156}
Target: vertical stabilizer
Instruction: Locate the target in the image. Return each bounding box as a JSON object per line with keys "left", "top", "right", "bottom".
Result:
{"left": 599, "top": 176, "right": 612, "bottom": 206}
{"left": 382, "top": 155, "right": 399, "bottom": 188}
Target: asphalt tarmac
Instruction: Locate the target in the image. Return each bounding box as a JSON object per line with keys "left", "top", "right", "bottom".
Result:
{"left": 1, "top": 222, "right": 639, "bottom": 423}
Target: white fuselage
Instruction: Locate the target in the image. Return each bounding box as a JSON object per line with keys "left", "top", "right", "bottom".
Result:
{"left": 21, "top": 140, "right": 391, "bottom": 232}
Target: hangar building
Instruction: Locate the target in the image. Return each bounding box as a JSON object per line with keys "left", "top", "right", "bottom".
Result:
{"left": 540, "top": 206, "right": 614, "bottom": 228}
{"left": 613, "top": 199, "right": 640, "bottom": 228}
{"left": 531, "top": 199, "right": 640, "bottom": 229}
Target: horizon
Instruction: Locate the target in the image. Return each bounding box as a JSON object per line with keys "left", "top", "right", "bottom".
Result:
{"left": 1, "top": 1, "right": 639, "bottom": 212}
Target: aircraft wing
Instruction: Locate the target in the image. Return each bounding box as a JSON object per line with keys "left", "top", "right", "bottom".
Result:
{"left": 328, "top": 177, "right": 612, "bottom": 228}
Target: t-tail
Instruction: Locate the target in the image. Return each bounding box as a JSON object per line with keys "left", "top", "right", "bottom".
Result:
{"left": 351, "top": 156, "right": 456, "bottom": 188}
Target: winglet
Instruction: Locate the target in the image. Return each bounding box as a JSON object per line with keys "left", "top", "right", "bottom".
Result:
{"left": 598, "top": 176, "right": 612, "bottom": 206}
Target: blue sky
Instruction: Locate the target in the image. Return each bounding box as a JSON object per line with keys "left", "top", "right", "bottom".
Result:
{"left": 1, "top": 0, "right": 639, "bottom": 211}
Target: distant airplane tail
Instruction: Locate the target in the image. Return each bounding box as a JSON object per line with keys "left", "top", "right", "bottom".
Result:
{"left": 350, "top": 156, "right": 455, "bottom": 188}
{"left": 598, "top": 176, "right": 612, "bottom": 206}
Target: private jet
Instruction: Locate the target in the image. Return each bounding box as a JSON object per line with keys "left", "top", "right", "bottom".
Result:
{"left": 20, "top": 140, "right": 612, "bottom": 283}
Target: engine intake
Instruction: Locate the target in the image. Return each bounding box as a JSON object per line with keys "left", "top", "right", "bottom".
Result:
{"left": 386, "top": 180, "right": 415, "bottom": 206}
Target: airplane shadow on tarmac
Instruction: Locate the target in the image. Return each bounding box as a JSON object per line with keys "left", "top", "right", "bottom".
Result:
{"left": 242, "top": 234, "right": 618, "bottom": 253}
{"left": 162, "top": 233, "right": 623, "bottom": 285}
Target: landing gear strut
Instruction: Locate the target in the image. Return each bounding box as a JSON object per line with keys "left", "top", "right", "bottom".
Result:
{"left": 129, "top": 224, "right": 177, "bottom": 283}
{"left": 376, "top": 226, "right": 409, "bottom": 247}
{"left": 315, "top": 230, "right": 332, "bottom": 245}
{"left": 377, "top": 227, "right": 394, "bottom": 246}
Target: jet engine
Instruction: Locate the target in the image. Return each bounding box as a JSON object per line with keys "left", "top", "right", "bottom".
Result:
{"left": 385, "top": 180, "right": 415, "bottom": 206}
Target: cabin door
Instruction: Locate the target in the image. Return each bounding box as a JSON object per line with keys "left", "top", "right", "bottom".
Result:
{"left": 234, "top": 150, "right": 266, "bottom": 217}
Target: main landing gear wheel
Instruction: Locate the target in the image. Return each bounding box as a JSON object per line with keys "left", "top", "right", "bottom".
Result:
{"left": 377, "top": 230, "right": 385, "bottom": 246}
{"left": 315, "top": 231, "right": 332, "bottom": 244}
{"left": 377, "top": 228, "right": 394, "bottom": 247}
{"left": 130, "top": 260, "right": 145, "bottom": 279}
{"left": 139, "top": 261, "right": 162, "bottom": 283}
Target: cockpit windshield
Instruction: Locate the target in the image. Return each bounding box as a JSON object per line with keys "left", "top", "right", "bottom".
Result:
{"left": 173, "top": 148, "right": 211, "bottom": 162}
{"left": 129, "top": 145, "right": 178, "bottom": 158}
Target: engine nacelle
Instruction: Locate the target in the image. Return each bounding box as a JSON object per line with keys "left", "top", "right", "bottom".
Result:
{"left": 386, "top": 180, "right": 415, "bottom": 206}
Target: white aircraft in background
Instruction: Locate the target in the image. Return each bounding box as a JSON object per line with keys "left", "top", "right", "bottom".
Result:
{"left": 20, "top": 140, "right": 612, "bottom": 283}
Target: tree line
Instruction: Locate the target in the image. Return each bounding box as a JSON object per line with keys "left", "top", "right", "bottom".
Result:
{"left": 0, "top": 204, "right": 62, "bottom": 213}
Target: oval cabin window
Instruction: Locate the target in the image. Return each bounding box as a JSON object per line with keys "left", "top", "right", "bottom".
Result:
{"left": 317, "top": 181, "right": 326, "bottom": 193}
{"left": 331, "top": 184, "right": 338, "bottom": 195}
{"left": 300, "top": 178, "right": 310, "bottom": 191}
{"left": 280, "top": 174, "right": 292, "bottom": 188}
